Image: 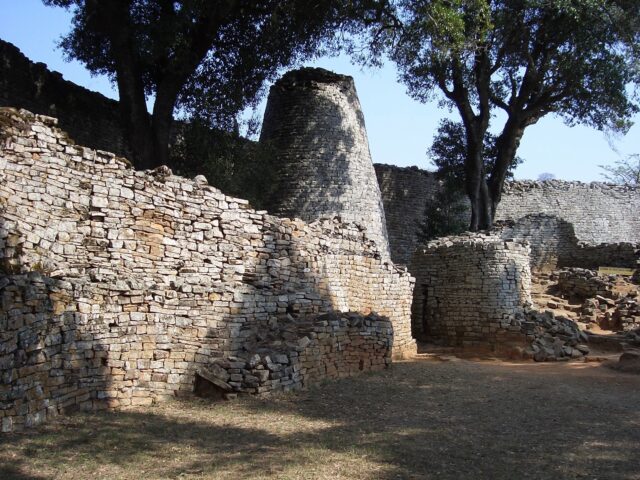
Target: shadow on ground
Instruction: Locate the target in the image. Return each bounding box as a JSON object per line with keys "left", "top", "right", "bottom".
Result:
{"left": 2, "top": 359, "right": 639, "bottom": 480}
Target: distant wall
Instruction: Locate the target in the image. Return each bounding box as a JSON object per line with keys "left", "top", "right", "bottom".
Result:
{"left": 0, "top": 39, "right": 129, "bottom": 158}
{"left": 494, "top": 215, "right": 639, "bottom": 271}
{"left": 495, "top": 181, "right": 640, "bottom": 245}
{"left": 373, "top": 165, "right": 640, "bottom": 267}
{"left": 0, "top": 108, "right": 415, "bottom": 432}
{"left": 374, "top": 164, "right": 437, "bottom": 265}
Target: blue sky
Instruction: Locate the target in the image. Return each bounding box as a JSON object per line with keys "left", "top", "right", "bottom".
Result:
{"left": 1, "top": 0, "right": 639, "bottom": 181}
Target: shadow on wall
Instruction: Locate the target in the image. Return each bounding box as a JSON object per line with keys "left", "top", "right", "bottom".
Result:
{"left": 258, "top": 69, "right": 390, "bottom": 258}
{"left": 191, "top": 216, "right": 400, "bottom": 397}
{"left": 0, "top": 107, "right": 414, "bottom": 432}
{"left": 410, "top": 239, "right": 531, "bottom": 347}
{"left": 260, "top": 89, "right": 354, "bottom": 219}
{"left": 0, "top": 213, "right": 114, "bottom": 431}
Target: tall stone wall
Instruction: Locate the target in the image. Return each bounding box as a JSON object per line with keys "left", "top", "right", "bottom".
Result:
{"left": 0, "top": 39, "right": 130, "bottom": 158}
{"left": 410, "top": 234, "right": 532, "bottom": 346}
{"left": 3, "top": 40, "right": 637, "bottom": 268}
{"left": 374, "top": 164, "right": 437, "bottom": 265}
{"left": 0, "top": 108, "right": 415, "bottom": 432}
{"left": 494, "top": 215, "right": 639, "bottom": 271}
{"left": 495, "top": 181, "right": 640, "bottom": 245}
{"left": 260, "top": 68, "right": 390, "bottom": 259}
{"left": 374, "top": 166, "right": 640, "bottom": 268}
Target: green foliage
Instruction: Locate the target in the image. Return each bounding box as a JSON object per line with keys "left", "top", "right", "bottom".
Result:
{"left": 170, "top": 120, "right": 278, "bottom": 208}
{"left": 391, "top": 0, "right": 639, "bottom": 130}
{"left": 43, "top": 0, "right": 383, "bottom": 168}
{"left": 419, "top": 180, "right": 469, "bottom": 241}
{"left": 428, "top": 119, "right": 522, "bottom": 184}
{"left": 370, "top": 0, "right": 640, "bottom": 229}
{"left": 600, "top": 154, "right": 640, "bottom": 186}
{"left": 420, "top": 119, "right": 523, "bottom": 240}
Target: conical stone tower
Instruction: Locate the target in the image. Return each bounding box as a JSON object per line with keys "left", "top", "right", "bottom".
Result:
{"left": 260, "top": 68, "right": 390, "bottom": 259}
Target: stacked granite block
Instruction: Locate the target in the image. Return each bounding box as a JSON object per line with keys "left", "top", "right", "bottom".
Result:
{"left": 0, "top": 108, "right": 415, "bottom": 432}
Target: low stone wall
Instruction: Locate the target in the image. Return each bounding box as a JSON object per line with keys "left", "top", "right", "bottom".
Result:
{"left": 409, "top": 234, "right": 591, "bottom": 360}
{"left": 0, "top": 108, "right": 415, "bottom": 432}
{"left": 195, "top": 312, "right": 392, "bottom": 398}
{"left": 410, "top": 234, "right": 532, "bottom": 346}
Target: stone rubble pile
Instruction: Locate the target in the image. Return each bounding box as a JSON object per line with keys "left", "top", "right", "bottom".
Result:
{"left": 522, "top": 309, "right": 590, "bottom": 361}
{"left": 558, "top": 268, "right": 617, "bottom": 300}
{"left": 600, "top": 295, "right": 640, "bottom": 332}
{"left": 556, "top": 268, "right": 640, "bottom": 332}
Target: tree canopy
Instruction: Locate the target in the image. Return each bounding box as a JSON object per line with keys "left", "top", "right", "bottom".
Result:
{"left": 376, "top": 0, "right": 640, "bottom": 230}
{"left": 428, "top": 119, "right": 522, "bottom": 185}
{"left": 44, "top": 0, "right": 379, "bottom": 169}
{"left": 600, "top": 154, "right": 640, "bottom": 186}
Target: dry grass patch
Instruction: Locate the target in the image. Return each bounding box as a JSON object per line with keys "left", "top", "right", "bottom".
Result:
{"left": 2, "top": 359, "right": 640, "bottom": 480}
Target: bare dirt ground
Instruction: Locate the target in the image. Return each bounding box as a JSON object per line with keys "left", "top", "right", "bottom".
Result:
{"left": 2, "top": 356, "right": 639, "bottom": 480}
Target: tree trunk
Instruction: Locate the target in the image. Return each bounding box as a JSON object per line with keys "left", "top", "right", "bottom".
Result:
{"left": 464, "top": 127, "right": 492, "bottom": 231}
{"left": 84, "top": 0, "right": 156, "bottom": 170}
{"left": 489, "top": 118, "right": 526, "bottom": 220}
{"left": 114, "top": 66, "right": 155, "bottom": 169}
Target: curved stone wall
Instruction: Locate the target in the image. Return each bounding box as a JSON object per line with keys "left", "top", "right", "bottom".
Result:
{"left": 260, "top": 68, "right": 390, "bottom": 259}
{"left": 495, "top": 180, "right": 640, "bottom": 245}
{"left": 410, "top": 234, "right": 532, "bottom": 346}
{"left": 0, "top": 108, "right": 415, "bottom": 432}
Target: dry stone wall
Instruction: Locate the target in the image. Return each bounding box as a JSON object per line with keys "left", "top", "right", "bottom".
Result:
{"left": 495, "top": 181, "right": 640, "bottom": 245}
{"left": 410, "top": 234, "right": 532, "bottom": 346}
{"left": 493, "top": 215, "right": 639, "bottom": 271}
{"left": 374, "top": 165, "right": 640, "bottom": 269}
{"left": 374, "top": 164, "right": 437, "bottom": 265}
{"left": 409, "top": 233, "right": 591, "bottom": 360}
{"left": 260, "top": 68, "right": 390, "bottom": 259}
{"left": 4, "top": 42, "right": 636, "bottom": 269}
{"left": 0, "top": 108, "right": 415, "bottom": 432}
{"left": 0, "top": 39, "right": 130, "bottom": 158}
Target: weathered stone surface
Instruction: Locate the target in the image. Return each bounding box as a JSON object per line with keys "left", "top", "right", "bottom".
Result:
{"left": 373, "top": 164, "right": 640, "bottom": 270}
{"left": 410, "top": 233, "right": 532, "bottom": 346}
{"left": 0, "top": 108, "right": 416, "bottom": 432}
{"left": 409, "top": 233, "right": 590, "bottom": 361}
{"left": 260, "top": 68, "right": 390, "bottom": 260}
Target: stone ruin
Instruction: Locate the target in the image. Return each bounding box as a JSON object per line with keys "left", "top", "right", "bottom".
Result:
{"left": 2, "top": 38, "right": 638, "bottom": 272}
{"left": 410, "top": 234, "right": 532, "bottom": 347}
{"left": 260, "top": 68, "right": 391, "bottom": 259}
{"left": 375, "top": 164, "right": 640, "bottom": 270}
{"left": 410, "top": 233, "right": 593, "bottom": 361}
{"left": 0, "top": 108, "right": 415, "bottom": 432}
{"left": 557, "top": 268, "right": 640, "bottom": 333}
{"left": 2, "top": 42, "right": 640, "bottom": 432}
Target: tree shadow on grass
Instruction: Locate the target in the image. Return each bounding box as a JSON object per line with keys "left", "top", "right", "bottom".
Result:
{"left": 2, "top": 360, "right": 640, "bottom": 480}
